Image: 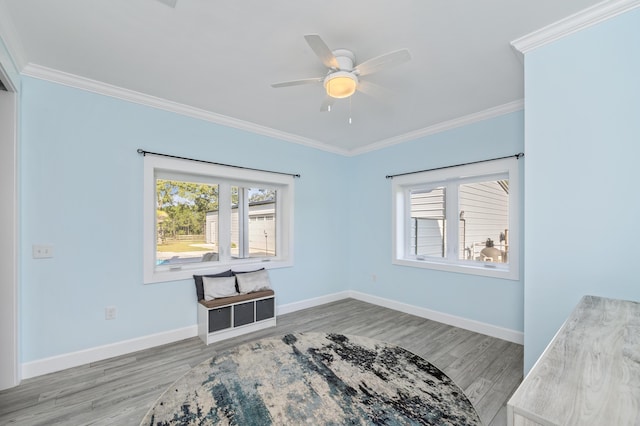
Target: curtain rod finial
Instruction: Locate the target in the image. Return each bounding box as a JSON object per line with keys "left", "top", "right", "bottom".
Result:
{"left": 137, "top": 149, "right": 145, "bottom": 155}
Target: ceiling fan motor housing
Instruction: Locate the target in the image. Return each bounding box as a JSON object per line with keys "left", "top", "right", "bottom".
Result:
{"left": 332, "top": 49, "right": 355, "bottom": 71}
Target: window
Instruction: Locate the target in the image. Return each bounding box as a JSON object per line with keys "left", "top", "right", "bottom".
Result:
{"left": 392, "top": 157, "right": 519, "bottom": 280}
{"left": 144, "top": 155, "right": 294, "bottom": 284}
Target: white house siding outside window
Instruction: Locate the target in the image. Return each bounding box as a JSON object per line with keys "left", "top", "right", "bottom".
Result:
{"left": 143, "top": 155, "right": 293, "bottom": 284}
{"left": 392, "top": 157, "right": 519, "bottom": 280}
{"left": 206, "top": 199, "right": 277, "bottom": 259}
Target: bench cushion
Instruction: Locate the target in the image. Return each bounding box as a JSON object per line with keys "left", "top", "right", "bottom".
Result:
{"left": 198, "top": 289, "right": 275, "bottom": 309}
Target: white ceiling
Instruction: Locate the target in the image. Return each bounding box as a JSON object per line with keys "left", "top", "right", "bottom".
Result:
{"left": 0, "top": 0, "right": 603, "bottom": 154}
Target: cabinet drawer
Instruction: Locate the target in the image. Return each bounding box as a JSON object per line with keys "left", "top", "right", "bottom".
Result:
{"left": 208, "top": 306, "right": 231, "bottom": 332}
{"left": 256, "top": 298, "right": 275, "bottom": 321}
{"left": 234, "top": 302, "right": 255, "bottom": 327}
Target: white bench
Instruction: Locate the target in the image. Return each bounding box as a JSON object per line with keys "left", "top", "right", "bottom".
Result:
{"left": 197, "top": 290, "right": 276, "bottom": 345}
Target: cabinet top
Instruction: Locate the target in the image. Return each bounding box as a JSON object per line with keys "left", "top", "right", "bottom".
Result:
{"left": 509, "top": 295, "right": 640, "bottom": 425}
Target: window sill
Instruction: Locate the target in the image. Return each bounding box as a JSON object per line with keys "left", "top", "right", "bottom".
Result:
{"left": 392, "top": 257, "right": 518, "bottom": 281}
{"left": 144, "top": 258, "right": 293, "bottom": 284}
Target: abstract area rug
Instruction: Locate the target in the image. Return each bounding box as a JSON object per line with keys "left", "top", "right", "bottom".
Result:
{"left": 141, "top": 333, "right": 481, "bottom": 425}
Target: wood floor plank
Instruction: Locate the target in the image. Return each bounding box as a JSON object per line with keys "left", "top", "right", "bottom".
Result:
{"left": 448, "top": 338, "right": 512, "bottom": 389}
{"left": 432, "top": 334, "right": 493, "bottom": 371}
{"left": 463, "top": 340, "right": 523, "bottom": 425}
{"left": 0, "top": 298, "right": 523, "bottom": 425}
{"left": 477, "top": 347, "right": 524, "bottom": 425}
{"left": 465, "top": 376, "right": 494, "bottom": 406}
{"left": 489, "top": 405, "right": 509, "bottom": 426}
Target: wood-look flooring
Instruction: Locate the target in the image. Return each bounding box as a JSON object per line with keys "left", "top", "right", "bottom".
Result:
{"left": 0, "top": 299, "right": 523, "bottom": 425}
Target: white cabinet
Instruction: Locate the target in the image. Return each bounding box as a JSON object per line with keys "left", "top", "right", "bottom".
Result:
{"left": 197, "top": 291, "right": 276, "bottom": 345}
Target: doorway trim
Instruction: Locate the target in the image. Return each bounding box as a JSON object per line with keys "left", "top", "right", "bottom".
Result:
{"left": 0, "top": 59, "right": 20, "bottom": 390}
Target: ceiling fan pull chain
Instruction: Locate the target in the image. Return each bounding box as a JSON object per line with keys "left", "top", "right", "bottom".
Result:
{"left": 349, "top": 96, "right": 353, "bottom": 124}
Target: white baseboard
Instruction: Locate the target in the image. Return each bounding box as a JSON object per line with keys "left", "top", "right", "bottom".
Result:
{"left": 21, "top": 290, "right": 522, "bottom": 379}
{"left": 20, "top": 292, "right": 349, "bottom": 379}
{"left": 347, "top": 291, "right": 524, "bottom": 344}
{"left": 277, "top": 291, "right": 351, "bottom": 315}
{"left": 21, "top": 325, "right": 198, "bottom": 379}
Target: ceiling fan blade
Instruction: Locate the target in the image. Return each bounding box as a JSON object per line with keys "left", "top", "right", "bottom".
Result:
{"left": 357, "top": 80, "right": 394, "bottom": 99}
{"left": 304, "top": 34, "right": 339, "bottom": 69}
{"left": 354, "top": 48, "right": 411, "bottom": 76}
{"left": 271, "top": 78, "right": 323, "bottom": 88}
{"left": 156, "top": 0, "right": 177, "bottom": 8}
{"left": 357, "top": 81, "right": 394, "bottom": 115}
{"left": 320, "top": 96, "right": 335, "bottom": 112}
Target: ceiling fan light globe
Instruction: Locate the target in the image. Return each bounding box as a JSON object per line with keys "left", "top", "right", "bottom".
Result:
{"left": 324, "top": 72, "right": 358, "bottom": 99}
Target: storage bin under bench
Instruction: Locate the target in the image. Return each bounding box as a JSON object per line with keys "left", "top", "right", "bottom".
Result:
{"left": 197, "top": 290, "right": 276, "bottom": 345}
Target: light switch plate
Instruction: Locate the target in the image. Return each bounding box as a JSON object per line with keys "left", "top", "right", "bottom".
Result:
{"left": 32, "top": 244, "right": 53, "bottom": 259}
{"left": 105, "top": 306, "right": 117, "bottom": 320}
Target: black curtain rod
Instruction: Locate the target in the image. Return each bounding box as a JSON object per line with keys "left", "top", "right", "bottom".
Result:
{"left": 137, "top": 149, "right": 301, "bottom": 178}
{"left": 385, "top": 152, "right": 524, "bottom": 179}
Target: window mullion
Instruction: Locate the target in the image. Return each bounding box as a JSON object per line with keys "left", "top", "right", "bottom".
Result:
{"left": 274, "top": 188, "right": 282, "bottom": 258}
{"left": 240, "top": 187, "right": 249, "bottom": 258}
{"left": 445, "top": 182, "right": 458, "bottom": 260}
{"left": 403, "top": 188, "right": 412, "bottom": 258}
{"left": 218, "top": 183, "right": 231, "bottom": 262}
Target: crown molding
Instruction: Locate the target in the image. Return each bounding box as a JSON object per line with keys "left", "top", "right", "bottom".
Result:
{"left": 20, "top": 63, "right": 350, "bottom": 156}
{"left": 511, "top": 0, "right": 640, "bottom": 54}
{"left": 349, "top": 100, "right": 524, "bottom": 156}
{"left": 22, "top": 63, "right": 524, "bottom": 158}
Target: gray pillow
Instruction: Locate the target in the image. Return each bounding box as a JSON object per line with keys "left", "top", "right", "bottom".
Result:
{"left": 236, "top": 270, "right": 272, "bottom": 294}
{"left": 193, "top": 269, "right": 233, "bottom": 301}
{"left": 203, "top": 276, "right": 239, "bottom": 300}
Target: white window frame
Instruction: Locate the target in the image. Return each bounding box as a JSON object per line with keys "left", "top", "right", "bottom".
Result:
{"left": 392, "top": 157, "right": 519, "bottom": 280}
{"left": 143, "top": 155, "right": 294, "bottom": 284}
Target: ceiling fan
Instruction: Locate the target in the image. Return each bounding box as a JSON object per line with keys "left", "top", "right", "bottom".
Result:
{"left": 271, "top": 35, "right": 411, "bottom": 112}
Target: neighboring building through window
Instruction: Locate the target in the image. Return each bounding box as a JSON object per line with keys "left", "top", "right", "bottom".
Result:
{"left": 205, "top": 193, "right": 277, "bottom": 259}
{"left": 143, "top": 155, "right": 294, "bottom": 284}
{"left": 392, "top": 157, "right": 519, "bottom": 280}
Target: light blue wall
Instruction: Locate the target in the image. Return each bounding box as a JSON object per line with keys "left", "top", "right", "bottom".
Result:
{"left": 347, "top": 112, "right": 525, "bottom": 331}
{"left": 523, "top": 8, "right": 640, "bottom": 372}
{"left": 19, "top": 77, "right": 351, "bottom": 362}
{"left": 19, "top": 78, "right": 525, "bottom": 364}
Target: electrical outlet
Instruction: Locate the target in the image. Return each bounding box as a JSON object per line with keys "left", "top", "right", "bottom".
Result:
{"left": 105, "top": 306, "right": 117, "bottom": 320}
{"left": 32, "top": 244, "right": 54, "bottom": 259}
